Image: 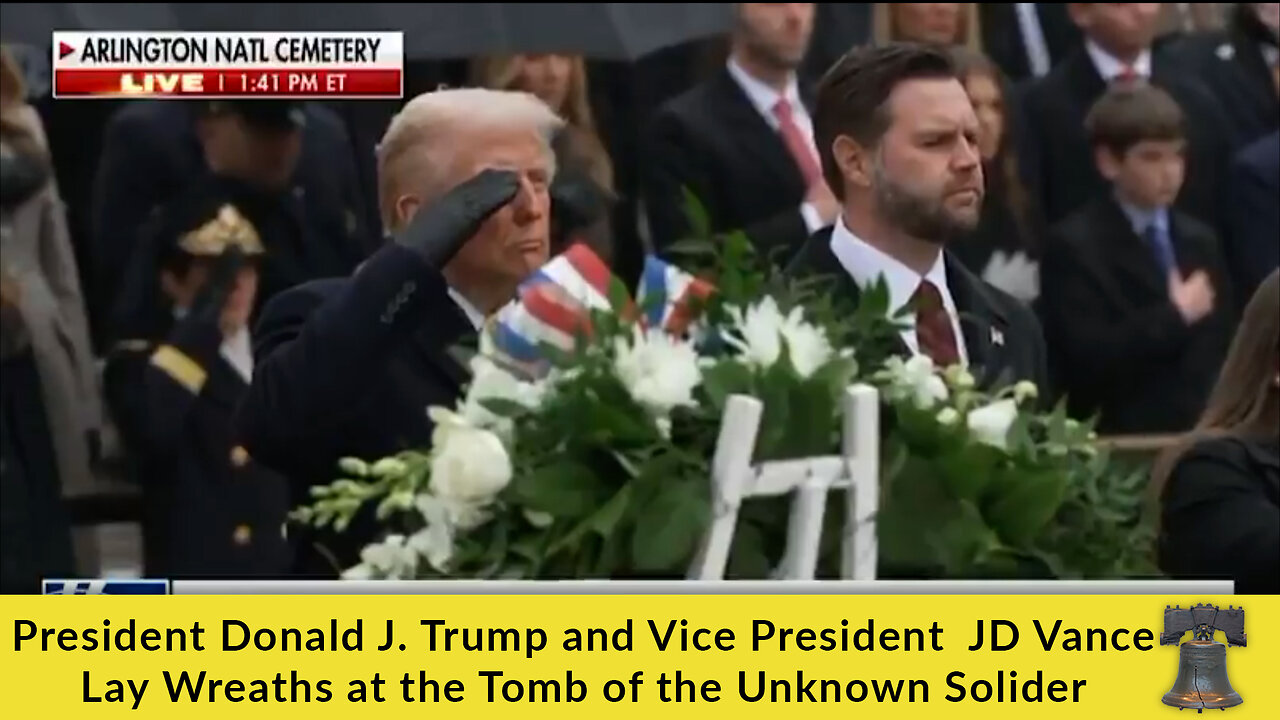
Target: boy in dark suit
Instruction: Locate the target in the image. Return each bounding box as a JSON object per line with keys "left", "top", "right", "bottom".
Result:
{"left": 1040, "top": 83, "right": 1233, "bottom": 435}
{"left": 103, "top": 195, "right": 291, "bottom": 578}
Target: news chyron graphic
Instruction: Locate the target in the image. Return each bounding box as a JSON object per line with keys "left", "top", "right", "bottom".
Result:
{"left": 51, "top": 31, "right": 403, "bottom": 99}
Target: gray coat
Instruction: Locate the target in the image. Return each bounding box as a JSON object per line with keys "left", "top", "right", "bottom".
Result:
{"left": 1, "top": 106, "right": 101, "bottom": 498}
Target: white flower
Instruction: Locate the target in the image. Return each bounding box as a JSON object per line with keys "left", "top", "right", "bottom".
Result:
{"left": 350, "top": 534, "right": 418, "bottom": 579}
{"left": 338, "top": 457, "right": 369, "bottom": 477}
{"left": 408, "top": 498, "right": 456, "bottom": 572}
{"left": 723, "top": 297, "right": 834, "bottom": 378}
{"left": 655, "top": 416, "right": 673, "bottom": 439}
{"left": 884, "top": 355, "right": 950, "bottom": 409}
{"left": 460, "top": 354, "right": 549, "bottom": 432}
{"left": 611, "top": 326, "right": 702, "bottom": 415}
{"left": 937, "top": 407, "right": 960, "bottom": 426}
{"left": 967, "top": 399, "right": 1019, "bottom": 451}
{"left": 944, "top": 364, "right": 976, "bottom": 390}
{"left": 370, "top": 457, "right": 408, "bottom": 478}
{"left": 1013, "top": 381, "right": 1039, "bottom": 404}
{"left": 427, "top": 407, "right": 513, "bottom": 502}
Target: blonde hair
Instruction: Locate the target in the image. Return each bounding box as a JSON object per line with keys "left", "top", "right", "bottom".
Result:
{"left": 873, "top": 3, "right": 984, "bottom": 53}
{"left": 376, "top": 87, "right": 565, "bottom": 232}
{"left": 469, "top": 54, "right": 614, "bottom": 192}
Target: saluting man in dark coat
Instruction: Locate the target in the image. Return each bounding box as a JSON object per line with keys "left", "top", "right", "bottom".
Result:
{"left": 237, "top": 88, "right": 561, "bottom": 576}
{"left": 103, "top": 196, "right": 291, "bottom": 578}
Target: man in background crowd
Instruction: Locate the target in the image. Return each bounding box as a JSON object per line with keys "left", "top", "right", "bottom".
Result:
{"left": 643, "top": 3, "right": 836, "bottom": 261}
{"left": 1040, "top": 84, "right": 1232, "bottom": 435}
{"left": 1019, "top": 2, "right": 1234, "bottom": 231}
{"left": 91, "top": 100, "right": 371, "bottom": 347}
{"left": 1167, "top": 3, "right": 1279, "bottom": 149}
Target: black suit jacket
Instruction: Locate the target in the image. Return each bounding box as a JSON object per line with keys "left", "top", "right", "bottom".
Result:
{"left": 1226, "top": 132, "right": 1280, "bottom": 301}
{"left": 786, "top": 228, "right": 1049, "bottom": 395}
{"left": 236, "top": 243, "right": 474, "bottom": 575}
{"left": 1166, "top": 17, "right": 1279, "bottom": 149}
{"left": 642, "top": 68, "right": 815, "bottom": 261}
{"left": 1018, "top": 46, "right": 1235, "bottom": 231}
{"left": 980, "top": 3, "right": 1080, "bottom": 83}
{"left": 1039, "top": 198, "right": 1233, "bottom": 434}
{"left": 1160, "top": 435, "right": 1279, "bottom": 595}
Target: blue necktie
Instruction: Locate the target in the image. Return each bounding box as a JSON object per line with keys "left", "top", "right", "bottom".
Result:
{"left": 1144, "top": 222, "right": 1177, "bottom": 275}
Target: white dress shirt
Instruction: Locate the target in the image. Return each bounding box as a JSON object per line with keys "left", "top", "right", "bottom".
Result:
{"left": 1015, "top": 3, "right": 1053, "bottom": 78}
{"left": 1085, "top": 39, "right": 1152, "bottom": 81}
{"left": 828, "top": 215, "right": 970, "bottom": 364}
{"left": 725, "top": 58, "right": 829, "bottom": 234}
{"left": 448, "top": 288, "right": 486, "bottom": 330}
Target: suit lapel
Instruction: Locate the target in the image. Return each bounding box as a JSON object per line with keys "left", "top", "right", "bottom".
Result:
{"left": 945, "top": 254, "right": 1015, "bottom": 391}
{"left": 710, "top": 70, "right": 807, "bottom": 192}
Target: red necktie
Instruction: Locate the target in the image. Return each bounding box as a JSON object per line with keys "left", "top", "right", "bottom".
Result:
{"left": 772, "top": 98, "right": 822, "bottom": 186}
{"left": 1114, "top": 65, "right": 1140, "bottom": 85}
{"left": 914, "top": 280, "right": 960, "bottom": 368}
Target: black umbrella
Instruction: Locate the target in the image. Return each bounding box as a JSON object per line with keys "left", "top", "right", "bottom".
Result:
{"left": 2, "top": 3, "right": 735, "bottom": 61}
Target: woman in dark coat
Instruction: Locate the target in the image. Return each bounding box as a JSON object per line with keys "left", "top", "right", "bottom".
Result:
{"left": 1156, "top": 269, "right": 1280, "bottom": 594}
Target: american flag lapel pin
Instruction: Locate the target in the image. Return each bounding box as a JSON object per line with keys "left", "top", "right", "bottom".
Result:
{"left": 990, "top": 327, "right": 1005, "bottom": 347}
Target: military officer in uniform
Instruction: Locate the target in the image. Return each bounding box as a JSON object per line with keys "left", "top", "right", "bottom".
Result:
{"left": 103, "top": 196, "right": 291, "bottom": 578}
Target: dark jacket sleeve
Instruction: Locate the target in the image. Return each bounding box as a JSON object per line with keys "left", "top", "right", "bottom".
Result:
{"left": 1040, "top": 230, "right": 1191, "bottom": 381}
{"left": 642, "top": 107, "right": 806, "bottom": 258}
{"left": 1160, "top": 439, "right": 1280, "bottom": 594}
{"left": 236, "top": 243, "right": 454, "bottom": 478}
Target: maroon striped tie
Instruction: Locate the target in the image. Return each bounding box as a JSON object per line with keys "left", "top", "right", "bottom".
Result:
{"left": 914, "top": 280, "right": 960, "bottom": 367}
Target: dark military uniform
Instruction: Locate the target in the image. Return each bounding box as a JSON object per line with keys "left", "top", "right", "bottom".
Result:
{"left": 103, "top": 202, "right": 292, "bottom": 578}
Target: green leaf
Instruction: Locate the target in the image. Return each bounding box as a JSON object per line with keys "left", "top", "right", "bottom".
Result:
{"left": 631, "top": 479, "right": 710, "bottom": 572}
{"left": 513, "top": 461, "right": 609, "bottom": 520}
{"left": 546, "top": 482, "right": 634, "bottom": 558}
{"left": 936, "top": 443, "right": 1001, "bottom": 502}
{"left": 984, "top": 469, "right": 1070, "bottom": 547}
{"left": 701, "top": 359, "right": 755, "bottom": 411}
{"left": 479, "top": 397, "right": 532, "bottom": 419}
{"left": 681, "top": 186, "right": 712, "bottom": 240}
{"left": 608, "top": 275, "right": 632, "bottom": 312}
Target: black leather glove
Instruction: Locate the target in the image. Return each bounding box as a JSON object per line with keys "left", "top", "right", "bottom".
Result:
{"left": 398, "top": 168, "right": 520, "bottom": 268}
{"left": 0, "top": 147, "right": 50, "bottom": 211}
{"left": 189, "top": 245, "right": 247, "bottom": 327}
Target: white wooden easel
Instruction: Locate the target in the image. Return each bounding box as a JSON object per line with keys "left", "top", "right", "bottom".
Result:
{"left": 689, "top": 384, "right": 880, "bottom": 580}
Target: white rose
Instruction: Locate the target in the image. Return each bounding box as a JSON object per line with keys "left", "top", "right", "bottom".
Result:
{"left": 723, "top": 297, "right": 834, "bottom": 378}
{"left": 612, "top": 326, "right": 702, "bottom": 415}
{"left": 967, "top": 399, "right": 1019, "bottom": 451}
{"left": 427, "top": 407, "right": 513, "bottom": 502}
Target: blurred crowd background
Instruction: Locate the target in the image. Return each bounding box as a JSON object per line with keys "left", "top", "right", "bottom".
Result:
{"left": 1, "top": 3, "right": 1277, "bottom": 590}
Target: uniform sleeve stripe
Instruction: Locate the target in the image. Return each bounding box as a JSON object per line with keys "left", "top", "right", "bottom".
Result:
{"left": 149, "top": 344, "right": 207, "bottom": 394}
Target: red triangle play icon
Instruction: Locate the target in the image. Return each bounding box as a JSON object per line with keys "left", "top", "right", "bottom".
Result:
{"left": 58, "top": 41, "right": 75, "bottom": 59}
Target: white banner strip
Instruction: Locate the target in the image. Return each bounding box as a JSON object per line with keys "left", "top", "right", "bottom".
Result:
{"left": 52, "top": 32, "right": 404, "bottom": 69}
{"left": 170, "top": 580, "right": 1235, "bottom": 595}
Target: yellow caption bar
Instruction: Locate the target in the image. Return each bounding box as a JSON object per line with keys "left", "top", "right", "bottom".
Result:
{"left": 1, "top": 593, "right": 1277, "bottom": 717}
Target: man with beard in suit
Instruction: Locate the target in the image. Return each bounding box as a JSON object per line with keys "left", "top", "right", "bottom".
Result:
{"left": 788, "top": 43, "right": 1048, "bottom": 394}
{"left": 643, "top": 3, "right": 838, "bottom": 262}
{"left": 236, "top": 88, "right": 560, "bottom": 575}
